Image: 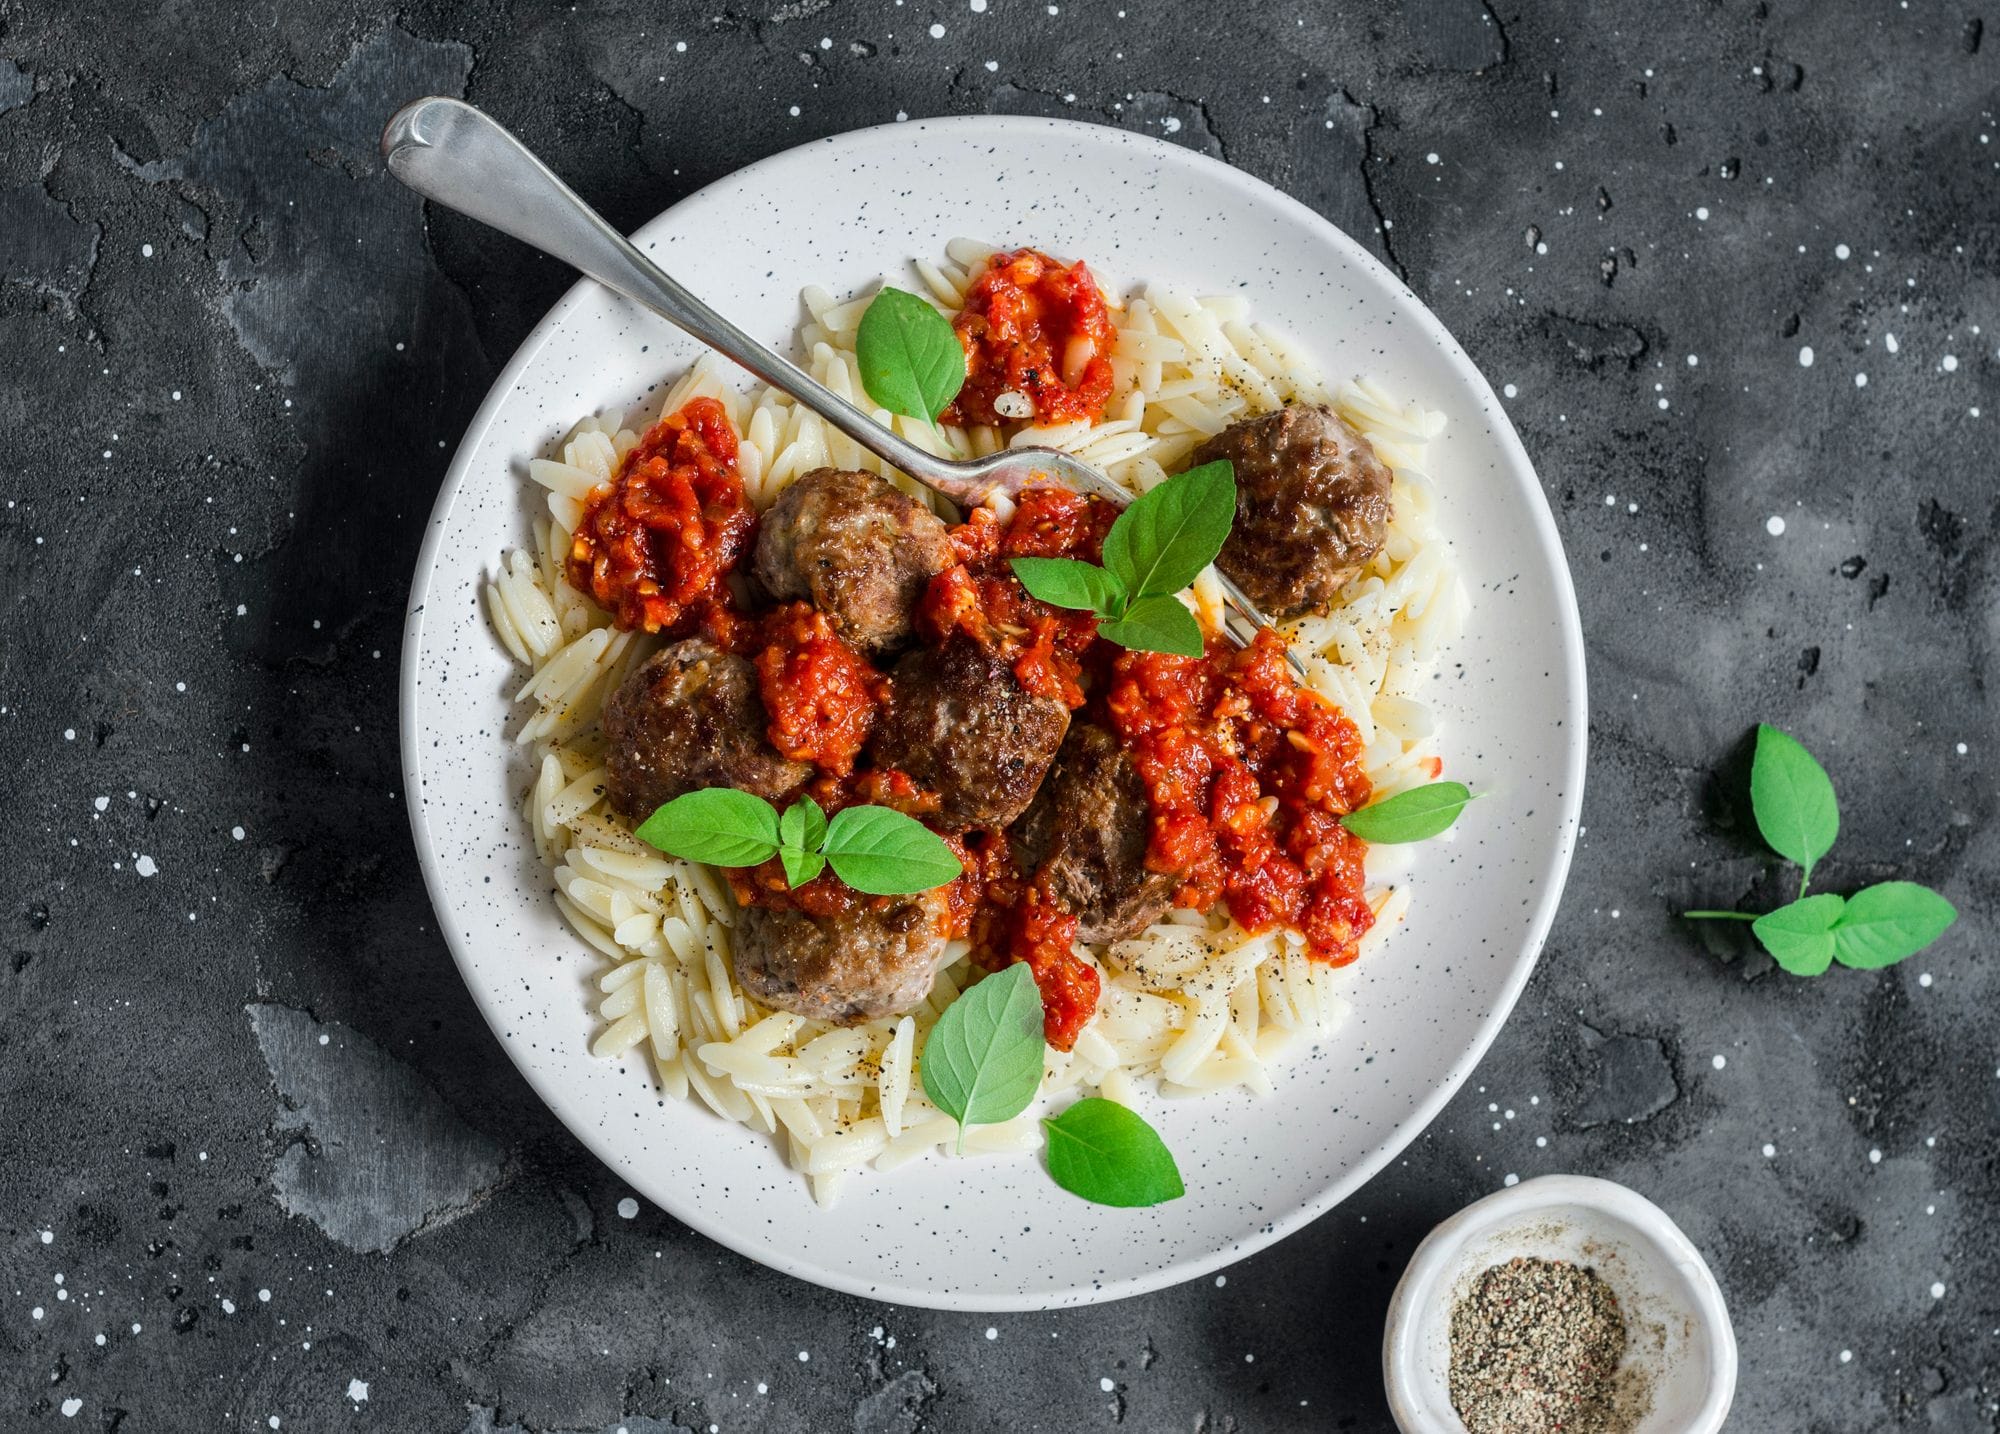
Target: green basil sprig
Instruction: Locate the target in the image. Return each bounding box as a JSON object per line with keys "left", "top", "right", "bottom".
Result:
{"left": 634, "top": 789, "right": 960, "bottom": 896}
{"left": 855, "top": 287, "right": 967, "bottom": 424}
{"left": 1682, "top": 724, "right": 1958, "bottom": 974}
{"left": 1009, "top": 460, "right": 1236, "bottom": 657}
{"left": 1341, "top": 781, "right": 1475, "bottom": 843}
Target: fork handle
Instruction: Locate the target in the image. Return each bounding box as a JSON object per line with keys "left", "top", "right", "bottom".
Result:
{"left": 383, "top": 98, "right": 1297, "bottom": 672}
{"left": 380, "top": 97, "right": 968, "bottom": 491}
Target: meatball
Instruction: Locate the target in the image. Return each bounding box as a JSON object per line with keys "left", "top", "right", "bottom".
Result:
{"left": 1195, "top": 404, "right": 1393, "bottom": 620}
{"left": 1013, "top": 723, "right": 1178, "bottom": 943}
{"left": 732, "top": 888, "right": 954, "bottom": 1025}
{"left": 752, "top": 467, "right": 953, "bottom": 655}
{"left": 866, "top": 635, "right": 1070, "bottom": 831}
{"left": 600, "top": 637, "right": 810, "bottom": 824}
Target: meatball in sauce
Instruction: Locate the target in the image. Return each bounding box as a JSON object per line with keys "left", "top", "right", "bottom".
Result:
{"left": 1013, "top": 723, "right": 1177, "bottom": 943}
{"left": 732, "top": 886, "right": 955, "bottom": 1026}
{"left": 867, "top": 634, "right": 1071, "bottom": 832}
{"left": 600, "top": 637, "right": 809, "bottom": 824}
{"left": 753, "top": 467, "right": 953, "bottom": 656}
{"left": 1197, "top": 404, "right": 1393, "bottom": 620}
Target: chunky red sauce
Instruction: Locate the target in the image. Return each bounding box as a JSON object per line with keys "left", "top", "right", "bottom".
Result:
{"left": 568, "top": 397, "right": 754, "bottom": 635}
{"left": 920, "top": 485, "right": 1113, "bottom": 707}
{"left": 753, "top": 602, "right": 884, "bottom": 778}
{"left": 944, "top": 249, "right": 1117, "bottom": 428}
{"left": 1106, "top": 631, "right": 1376, "bottom": 963}
{"left": 948, "top": 830, "right": 1099, "bottom": 1050}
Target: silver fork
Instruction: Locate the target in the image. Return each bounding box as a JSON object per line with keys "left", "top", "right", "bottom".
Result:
{"left": 381, "top": 96, "right": 1289, "bottom": 661}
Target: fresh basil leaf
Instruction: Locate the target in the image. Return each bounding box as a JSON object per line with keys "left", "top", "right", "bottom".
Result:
{"left": 1042, "top": 1098, "right": 1185, "bottom": 1208}
{"left": 779, "top": 796, "right": 828, "bottom": 856}
{"left": 1829, "top": 881, "right": 1957, "bottom": 969}
{"left": 778, "top": 845, "right": 825, "bottom": 889}
{"left": 1100, "top": 460, "right": 1236, "bottom": 599}
{"left": 1096, "top": 592, "right": 1205, "bottom": 656}
{"left": 921, "top": 963, "right": 1045, "bottom": 1147}
{"left": 1750, "top": 893, "right": 1846, "bottom": 976}
{"left": 823, "top": 805, "right": 963, "bottom": 894}
{"left": 1009, "top": 556, "right": 1127, "bottom": 616}
{"left": 1750, "top": 724, "right": 1840, "bottom": 886}
{"left": 1340, "top": 782, "right": 1474, "bottom": 844}
{"left": 633, "top": 788, "right": 781, "bottom": 868}
{"left": 855, "top": 286, "right": 966, "bottom": 422}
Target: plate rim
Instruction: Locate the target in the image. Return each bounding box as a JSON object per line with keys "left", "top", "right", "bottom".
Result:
{"left": 399, "top": 112, "right": 1590, "bottom": 1312}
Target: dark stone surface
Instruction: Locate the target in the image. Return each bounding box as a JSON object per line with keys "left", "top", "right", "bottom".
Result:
{"left": 1, "top": 0, "right": 1993, "bottom": 1428}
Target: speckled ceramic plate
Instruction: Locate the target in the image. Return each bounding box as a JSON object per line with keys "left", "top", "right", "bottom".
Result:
{"left": 401, "top": 115, "right": 1586, "bottom": 1311}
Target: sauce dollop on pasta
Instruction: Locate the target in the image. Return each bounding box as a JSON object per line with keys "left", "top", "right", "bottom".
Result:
{"left": 945, "top": 248, "right": 1117, "bottom": 428}
{"left": 567, "top": 396, "right": 754, "bottom": 635}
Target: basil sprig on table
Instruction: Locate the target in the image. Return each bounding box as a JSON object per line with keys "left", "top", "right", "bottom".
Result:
{"left": 921, "top": 962, "right": 1184, "bottom": 1205}
{"left": 1010, "top": 460, "right": 1237, "bottom": 657}
{"left": 855, "top": 287, "right": 967, "bottom": 423}
{"left": 1682, "top": 724, "right": 1958, "bottom": 975}
{"left": 1341, "top": 781, "right": 1476, "bottom": 843}
{"left": 634, "top": 789, "right": 961, "bottom": 896}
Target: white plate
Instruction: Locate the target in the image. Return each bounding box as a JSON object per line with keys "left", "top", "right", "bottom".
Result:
{"left": 400, "top": 115, "right": 1587, "bottom": 1311}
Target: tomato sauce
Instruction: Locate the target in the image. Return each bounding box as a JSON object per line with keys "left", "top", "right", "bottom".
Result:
{"left": 1105, "top": 630, "right": 1376, "bottom": 965}
{"left": 567, "top": 397, "right": 755, "bottom": 635}
{"left": 944, "top": 249, "right": 1117, "bottom": 428}
{"left": 918, "top": 486, "right": 1114, "bottom": 709}
{"left": 726, "top": 858, "right": 889, "bottom": 920}
{"left": 752, "top": 602, "right": 884, "bottom": 778}
{"left": 949, "top": 829, "right": 1101, "bottom": 1049}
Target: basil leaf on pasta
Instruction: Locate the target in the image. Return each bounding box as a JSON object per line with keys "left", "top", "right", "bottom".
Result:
{"left": 633, "top": 788, "right": 781, "bottom": 869}
{"left": 855, "top": 287, "right": 967, "bottom": 422}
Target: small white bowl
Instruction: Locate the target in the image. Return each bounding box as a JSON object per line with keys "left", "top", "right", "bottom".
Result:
{"left": 1382, "top": 1174, "right": 1737, "bottom": 1433}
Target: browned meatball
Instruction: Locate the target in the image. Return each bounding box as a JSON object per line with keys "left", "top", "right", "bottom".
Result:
{"left": 752, "top": 467, "right": 953, "bottom": 655}
{"left": 1013, "top": 723, "right": 1178, "bottom": 943}
{"left": 600, "top": 637, "right": 810, "bottom": 824}
{"left": 866, "top": 635, "right": 1070, "bottom": 831}
{"left": 732, "top": 888, "right": 954, "bottom": 1025}
{"left": 1196, "top": 404, "right": 1393, "bottom": 620}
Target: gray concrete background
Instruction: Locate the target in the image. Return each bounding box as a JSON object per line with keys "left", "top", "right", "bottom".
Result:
{"left": 1, "top": 0, "right": 1994, "bottom": 1428}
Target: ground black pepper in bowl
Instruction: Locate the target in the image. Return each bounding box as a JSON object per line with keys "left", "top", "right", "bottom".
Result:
{"left": 1447, "top": 1256, "right": 1631, "bottom": 1434}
